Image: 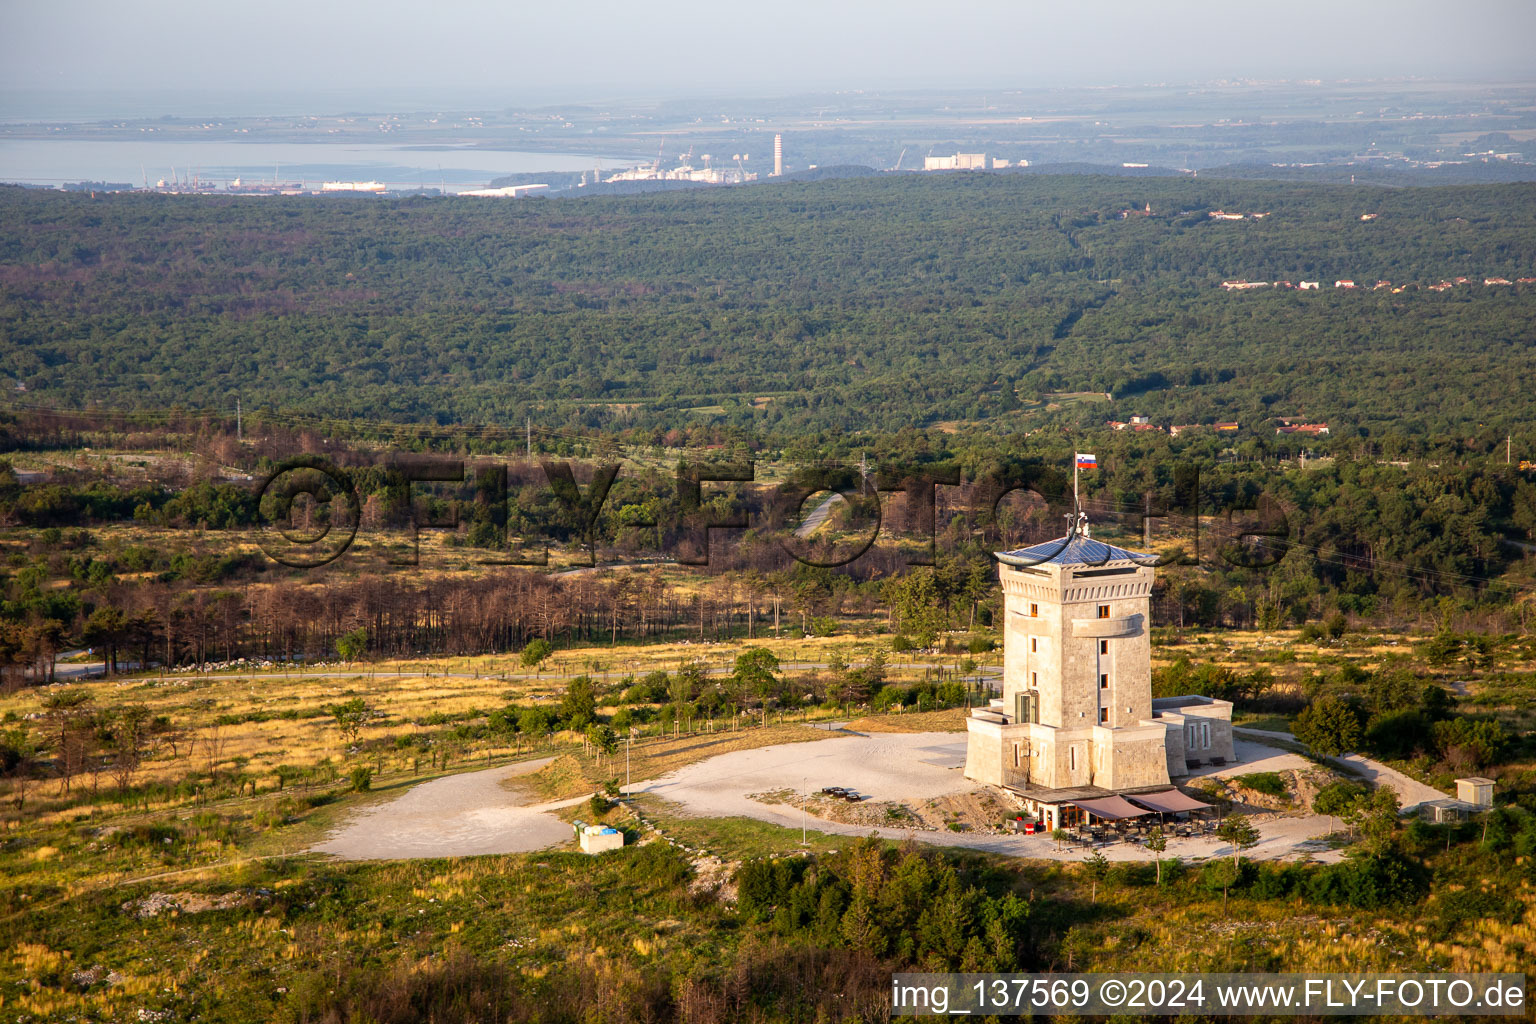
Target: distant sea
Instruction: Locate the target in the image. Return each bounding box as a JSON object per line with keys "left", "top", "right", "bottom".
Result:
{"left": 0, "top": 139, "right": 628, "bottom": 190}
{"left": 0, "top": 89, "right": 631, "bottom": 189}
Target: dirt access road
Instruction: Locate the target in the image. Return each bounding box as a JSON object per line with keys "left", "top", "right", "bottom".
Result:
{"left": 311, "top": 728, "right": 1429, "bottom": 863}
{"left": 310, "top": 758, "right": 582, "bottom": 860}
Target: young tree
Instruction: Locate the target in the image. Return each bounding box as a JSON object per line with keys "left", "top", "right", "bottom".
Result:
{"left": 1312, "top": 780, "right": 1368, "bottom": 836}
{"left": 1204, "top": 857, "right": 1241, "bottom": 911}
{"left": 42, "top": 689, "right": 94, "bottom": 794}
{"left": 1083, "top": 849, "right": 1110, "bottom": 903}
{"left": 334, "top": 626, "right": 368, "bottom": 664}
{"left": 0, "top": 726, "right": 40, "bottom": 809}
{"left": 326, "top": 697, "right": 373, "bottom": 745}
{"left": 102, "top": 703, "right": 153, "bottom": 791}
{"left": 520, "top": 638, "right": 553, "bottom": 670}
{"left": 586, "top": 725, "right": 619, "bottom": 765}
{"left": 1146, "top": 826, "right": 1168, "bottom": 885}
{"left": 1216, "top": 814, "right": 1260, "bottom": 866}
{"left": 1357, "top": 787, "right": 1401, "bottom": 857}
{"left": 561, "top": 676, "right": 597, "bottom": 729}
{"left": 1050, "top": 827, "right": 1068, "bottom": 852}
{"left": 671, "top": 661, "right": 704, "bottom": 706}
{"left": 732, "top": 647, "right": 781, "bottom": 701}
{"left": 518, "top": 707, "right": 550, "bottom": 747}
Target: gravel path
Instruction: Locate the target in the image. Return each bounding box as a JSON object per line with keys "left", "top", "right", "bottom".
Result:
{"left": 1232, "top": 726, "right": 1449, "bottom": 811}
{"left": 310, "top": 758, "right": 582, "bottom": 860}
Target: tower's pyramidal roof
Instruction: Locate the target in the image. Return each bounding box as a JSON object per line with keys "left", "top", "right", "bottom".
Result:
{"left": 996, "top": 533, "right": 1153, "bottom": 568}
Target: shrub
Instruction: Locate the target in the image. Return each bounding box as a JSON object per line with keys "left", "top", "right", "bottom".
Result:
{"left": 1248, "top": 863, "right": 1301, "bottom": 900}
{"left": 349, "top": 767, "right": 373, "bottom": 792}
{"left": 1236, "top": 772, "right": 1287, "bottom": 798}
{"left": 1364, "top": 709, "right": 1432, "bottom": 759}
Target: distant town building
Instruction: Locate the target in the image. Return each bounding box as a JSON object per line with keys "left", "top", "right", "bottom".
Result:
{"left": 1298, "top": 281, "right": 1321, "bottom": 290}
{"left": 457, "top": 184, "right": 549, "bottom": 198}
{"left": 1334, "top": 280, "right": 1357, "bottom": 289}
{"left": 320, "top": 181, "right": 386, "bottom": 193}
{"left": 1214, "top": 422, "right": 1240, "bottom": 432}
{"left": 923, "top": 153, "right": 988, "bottom": 171}
{"left": 773, "top": 134, "right": 783, "bottom": 177}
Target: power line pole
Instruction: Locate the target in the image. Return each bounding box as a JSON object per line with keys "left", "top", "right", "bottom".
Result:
{"left": 1508, "top": 435, "right": 1512, "bottom": 465}
{"left": 236, "top": 397, "right": 242, "bottom": 442}
{"left": 526, "top": 415, "right": 532, "bottom": 461}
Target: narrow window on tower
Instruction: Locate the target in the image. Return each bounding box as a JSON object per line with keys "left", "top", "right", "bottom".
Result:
{"left": 1031, "top": 637, "right": 1037, "bottom": 652}
{"left": 1097, "top": 604, "right": 1110, "bottom": 619}
{"left": 1099, "top": 639, "right": 1108, "bottom": 655}
{"left": 1100, "top": 707, "right": 1108, "bottom": 724}
{"left": 1069, "top": 746, "right": 1076, "bottom": 771}
{"left": 1100, "top": 673, "right": 1108, "bottom": 689}
{"left": 1030, "top": 602, "right": 1039, "bottom": 617}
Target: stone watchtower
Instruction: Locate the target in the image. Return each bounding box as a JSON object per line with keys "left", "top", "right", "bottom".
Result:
{"left": 966, "top": 531, "right": 1178, "bottom": 796}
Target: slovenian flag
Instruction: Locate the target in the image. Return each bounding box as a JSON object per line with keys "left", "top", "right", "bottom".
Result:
{"left": 1075, "top": 452, "right": 1097, "bottom": 469}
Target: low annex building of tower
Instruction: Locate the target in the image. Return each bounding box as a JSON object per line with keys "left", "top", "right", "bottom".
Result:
{"left": 964, "top": 530, "right": 1233, "bottom": 831}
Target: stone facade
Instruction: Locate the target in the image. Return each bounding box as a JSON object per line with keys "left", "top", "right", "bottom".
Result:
{"left": 964, "top": 533, "right": 1233, "bottom": 815}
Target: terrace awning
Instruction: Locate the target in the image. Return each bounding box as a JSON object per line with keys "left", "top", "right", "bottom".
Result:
{"left": 1126, "top": 790, "right": 1211, "bottom": 814}
{"left": 1068, "top": 795, "right": 1152, "bottom": 821}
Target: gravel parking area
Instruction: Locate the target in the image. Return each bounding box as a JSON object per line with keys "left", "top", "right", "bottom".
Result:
{"left": 311, "top": 758, "right": 581, "bottom": 860}
{"left": 642, "top": 729, "right": 1353, "bottom": 863}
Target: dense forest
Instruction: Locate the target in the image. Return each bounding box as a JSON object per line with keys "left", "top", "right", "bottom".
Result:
{"left": 2, "top": 176, "right": 1534, "bottom": 444}
{"left": 4, "top": 421, "right": 1535, "bottom": 682}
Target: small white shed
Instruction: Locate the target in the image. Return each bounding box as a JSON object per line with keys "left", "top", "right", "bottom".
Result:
{"left": 1455, "top": 777, "right": 1494, "bottom": 809}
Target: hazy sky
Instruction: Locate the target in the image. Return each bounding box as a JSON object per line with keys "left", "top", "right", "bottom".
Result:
{"left": 3, "top": 0, "right": 1533, "bottom": 112}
